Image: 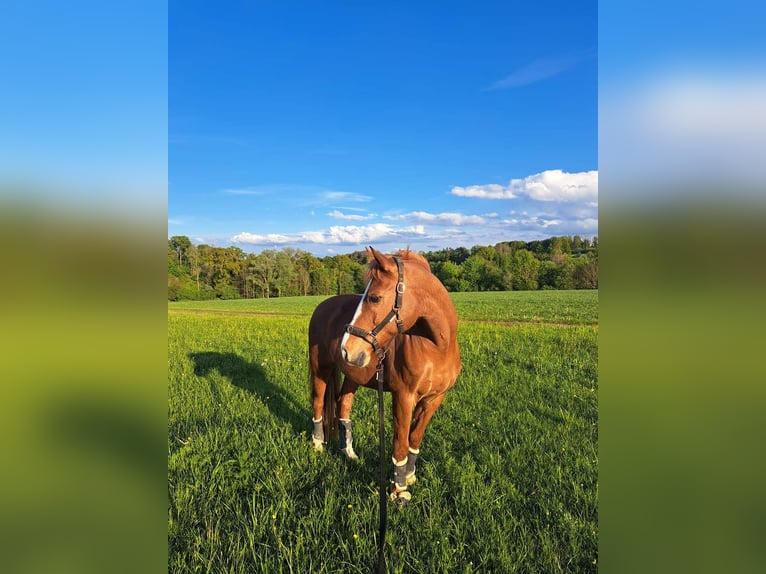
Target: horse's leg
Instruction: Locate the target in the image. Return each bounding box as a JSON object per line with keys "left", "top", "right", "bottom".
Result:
{"left": 337, "top": 376, "right": 360, "bottom": 460}
{"left": 390, "top": 391, "right": 417, "bottom": 504}
{"left": 405, "top": 392, "right": 447, "bottom": 486}
{"left": 310, "top": 366, "right": 333, "bottom": 450}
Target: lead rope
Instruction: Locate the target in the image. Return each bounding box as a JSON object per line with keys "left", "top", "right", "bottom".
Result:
{"left": 343, "top": 254, "right": 405, "bottom": 574}
{"left": 375, "top": 257, "right": 404, "bottom": 574}
{"left": 375, "top": 356, "right": 387, "bottom": 574}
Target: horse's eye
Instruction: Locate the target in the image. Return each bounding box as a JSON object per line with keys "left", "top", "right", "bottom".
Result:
{"left": 368, "top": 294, "right": 382, "bottom": 304}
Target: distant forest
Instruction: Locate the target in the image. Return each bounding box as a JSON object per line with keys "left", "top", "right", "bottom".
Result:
{"left": 168, "top": 235, "right": 598, "bottom": 300}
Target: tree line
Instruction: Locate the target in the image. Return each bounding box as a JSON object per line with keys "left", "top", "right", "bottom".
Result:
{"left": 168, "top": 235, "right": 598, "bottom": 300}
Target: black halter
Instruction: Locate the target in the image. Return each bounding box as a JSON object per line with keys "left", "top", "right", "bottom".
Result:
{"left": 344, "top": 256, "right": 406, "bottom": 361}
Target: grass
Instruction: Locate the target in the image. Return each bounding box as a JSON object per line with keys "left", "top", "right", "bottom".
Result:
{"left": 168, "top": 291, "right": 598, "bottom": 573}
{"left": 169, "top": 290, "right": 598, "bottom": 325}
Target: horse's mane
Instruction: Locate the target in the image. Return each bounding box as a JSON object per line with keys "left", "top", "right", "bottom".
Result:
{"left": 393, "top": 249, "right": 431, "bottom": 270}
{"left": 365, "top": 249, "right": 431, "bottom": 282}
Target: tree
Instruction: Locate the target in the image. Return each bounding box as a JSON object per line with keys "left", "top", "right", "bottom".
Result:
{"left": 252, "top": 250, "right": 277, "bottom": 298}
{"left": 273, "top": 250, "right": 297, "bottom": 297}
{"left": 471, "top": 245, "right": 496, "bottom": 263}
{"left": 167, "top": 242, "right": 182, "bottom": 277}
{"left": 296, "top": 251, "right": 320, "bottom": 296}
{"left": 311, "top": 266, "right": 334, "bottom": 295}
{"left": 479, "top": 259, "right": 503, "bottom": 291}
{"left": 494, "top": 242, "right": 513, "bottom": 270}
{"left": 188, "top": 243, "right": 201, "bottom": 296}
{"left": 460, "top": 255, "right": 483, "bottom": 291}
{"left": 538, "top": 260, "right": 558, "bottom": 289}
{"left": 330, "top": 255, "right": 359, "bottom": 294}
{"left": 573, "top": 256, "right": 598, "bottom": 289}
{"left": 434, "top": 260, "right": 463, "bottom": 292}
{"left": 510, "top": 249, "right": 540, "bottom": 290}
{"left": 167, "top": 234, "right": 599, "bottom": 300}
{"left": 169, "top": 236, "right": 192, "bottom": 269}
{"left": 539, "top": 260, "right": 575, "bottom": 290}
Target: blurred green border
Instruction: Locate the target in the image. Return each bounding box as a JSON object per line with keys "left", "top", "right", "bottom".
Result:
{"left": 600, "top": 203, "right": 766, "bottom": 573}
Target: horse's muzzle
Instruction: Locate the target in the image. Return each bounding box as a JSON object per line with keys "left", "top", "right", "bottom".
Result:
{"left": 341, "top": 346, "right": 370, "bottom": 368}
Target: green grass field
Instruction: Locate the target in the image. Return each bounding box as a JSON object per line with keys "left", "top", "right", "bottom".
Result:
{"left": 170, "top": 290, "right": 598, "bottom": 325}
{"left": 168, "top": 291, "right": 598, "bottom": 573}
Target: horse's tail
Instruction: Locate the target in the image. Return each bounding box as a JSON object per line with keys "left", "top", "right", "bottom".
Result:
{"left": 323, "top": 367, "right": 341, "bottom": 442}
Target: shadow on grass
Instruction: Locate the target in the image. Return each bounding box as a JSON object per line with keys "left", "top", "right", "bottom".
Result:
{"left": 189, "top": 351, "right": 309, "bottom": 436}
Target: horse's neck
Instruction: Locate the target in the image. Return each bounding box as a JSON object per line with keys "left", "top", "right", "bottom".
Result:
{"left": 407, "top": 289, "right": 456, "bottom": 353}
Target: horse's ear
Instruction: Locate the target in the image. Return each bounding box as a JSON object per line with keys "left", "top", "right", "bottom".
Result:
{"left": 366, "top": 246, "right": 396, "bottom": 274}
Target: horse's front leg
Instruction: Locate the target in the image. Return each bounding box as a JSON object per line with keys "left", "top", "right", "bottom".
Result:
{"left": 338, "top": 377, "right": 360, "bottom": 460}
{"left": 390, "top": 391, "right": 416, "bottom": 504}
{"left": 405, "top": 392, "right": 447, "bottom": 486}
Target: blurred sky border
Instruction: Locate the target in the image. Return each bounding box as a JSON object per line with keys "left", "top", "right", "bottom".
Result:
{"left": 0, "top": 1, "right": 167, "bottom": 211}
{"left": 600, "top": 0, "right": 766, "bottom": 196}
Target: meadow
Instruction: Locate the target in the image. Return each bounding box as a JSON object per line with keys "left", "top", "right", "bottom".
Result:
{"left": 168, "top": 290, "right": 598, "bottom": 573}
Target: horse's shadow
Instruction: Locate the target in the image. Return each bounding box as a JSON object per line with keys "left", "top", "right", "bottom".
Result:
{"left": 189, "top": 351, "right": 309, "bottom": 436}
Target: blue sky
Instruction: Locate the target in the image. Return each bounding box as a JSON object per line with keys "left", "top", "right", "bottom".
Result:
{"left": 171, "top": 1, "right": 598, "bottom": 254}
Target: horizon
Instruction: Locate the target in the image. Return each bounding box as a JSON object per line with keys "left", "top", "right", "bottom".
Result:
{"left": 170, "top": 231, "right": 598, "bottom": 258}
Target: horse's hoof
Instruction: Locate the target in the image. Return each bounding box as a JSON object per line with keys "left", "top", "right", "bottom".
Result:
{"left": 390, "top": 489, "right": 412, "bottom": 506}
{"left": 312, "top": 436, "right": 324, "bottom": 451}
{"left": 405, "top": 474, "right": 417, "bottom": 487}
{"left": 340, "top": 444, "right": 359, "bottom": 460}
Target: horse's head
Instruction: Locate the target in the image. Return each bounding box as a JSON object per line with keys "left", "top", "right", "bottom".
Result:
{"left": 340, "top": 246, "right": 413, "bottom": 368}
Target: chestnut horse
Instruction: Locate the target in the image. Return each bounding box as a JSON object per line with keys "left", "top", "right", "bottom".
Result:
{"left": 309, "top": 247, "right": 461, "bottom": 503}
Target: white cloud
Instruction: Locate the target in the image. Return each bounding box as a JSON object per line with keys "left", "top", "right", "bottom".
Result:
{"left": 574, "top": 218, "right": 599, "bottom": 231}
{"left": 231, "top": 223, "right": 425, "bottom": 247}
{"left": 327, "top": 210, "right": 377, "bottom": 221}
{"left": 320, "top": 223, "right": 392, "bottom": 243}
{"left": 222, "top": 180, "right": 598, "bottom": 253}
{"left": 384, "top": 211, "right": 493, "bottom": 226}
{"left": 400, "top": 225, "right": 426, "bottom": 235}
{"left": 320, "top": 191, "right": 372, "bottom": 203}
{"left": 486, "top": 54, "right": 583, "bottom": 90}
{"left": 335, "top": 206, "right": 368, "bottom": 212}
{"left": 502, "top": 216, "right": 562, "bottom": 229}
{"left": 300, "top": 230, "right": 327, "bottom": 243}
{"left": 219, "top": 185, "right": 374, "bottom": 205}
{"left": 221, "top": 188, "right": 268, "bottom": 195}
{"left": 231, "top": 232, "right": 291, "bottom": 244}
{"left": 519, "top": 170, "right": 598, "bottom": 202}
{"left": 450, "top": 183, "right": 512, "bottom": 199}
{"left": 451, "top": 169, "right": 598, "bottom": 203}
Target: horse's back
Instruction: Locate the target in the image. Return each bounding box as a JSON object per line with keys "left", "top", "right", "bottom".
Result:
{"left": 309, "top": 294, "right": 359, "bottom": 337}
{"left": 308, "top": 294, "right": 360, "bottom": 368}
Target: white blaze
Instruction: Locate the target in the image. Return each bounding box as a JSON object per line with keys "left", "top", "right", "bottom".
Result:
{"left": 340, "top": 281, "right": 372, "bottom": 353}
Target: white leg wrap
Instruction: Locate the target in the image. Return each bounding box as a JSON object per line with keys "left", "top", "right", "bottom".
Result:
{"left": 390, "top": 460, "right": 413, "bottom": 503}
{"left": 406, "top": 447, "right": 419, "bottom": 485}
{"left": 338, "top": 419, "right": 358, "bottom": 460}
{"left": 392, "top": 456, "right": 409, "bottom": 490}
{"left": 311, "top": 417, "right": 324, "bottom": 450}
